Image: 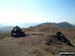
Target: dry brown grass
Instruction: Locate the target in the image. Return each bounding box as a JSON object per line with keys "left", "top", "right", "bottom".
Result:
{"left": 0, "top": 27, "right": 75, "bottom": 56}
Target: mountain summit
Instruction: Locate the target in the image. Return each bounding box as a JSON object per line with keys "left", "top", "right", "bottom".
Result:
{"left": 35, "top": 22, "right": 75, "bottom": 28}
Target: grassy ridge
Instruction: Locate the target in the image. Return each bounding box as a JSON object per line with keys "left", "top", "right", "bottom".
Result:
{"left": 0, "top": 27, "right": 75, "bottom": 56}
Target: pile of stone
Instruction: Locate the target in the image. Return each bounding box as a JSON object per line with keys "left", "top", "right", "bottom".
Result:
{"left": 11, "top": 26, "right": 25, "bottom": 38}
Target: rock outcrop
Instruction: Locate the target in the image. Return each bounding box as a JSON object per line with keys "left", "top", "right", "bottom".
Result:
{"left": 46, "top": 31, "right": 74, "bottom": 47}
{"left": 56, "top": 31, "right": 74, "bottom": 46}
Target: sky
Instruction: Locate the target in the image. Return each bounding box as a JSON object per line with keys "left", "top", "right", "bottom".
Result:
{"left": 0, "top": 0, "right": 75, "bottom": 26}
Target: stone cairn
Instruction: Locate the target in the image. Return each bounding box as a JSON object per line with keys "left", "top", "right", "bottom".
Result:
{"left": 11, "top": 26, "right": 25, "bottom": 38}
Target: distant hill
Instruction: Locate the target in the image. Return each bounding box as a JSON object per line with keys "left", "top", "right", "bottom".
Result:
{"left": 0, "top": 26, "right": 25, "bottom": 33}
{"left": 0, "top": 26, "right": 14, "bottom": 32}
{"left": 0, "top": 24, "right": 4, "bottom": 28}
{"left": 0, "top": 22, "right": 74, "bottom": 33}
{"left": 35, "top": 22, "right": 75, "bottom": 28}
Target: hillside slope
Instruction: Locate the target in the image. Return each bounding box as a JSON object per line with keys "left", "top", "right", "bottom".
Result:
{"left": 0, "top": 27, "right": 75, "bottom": 56}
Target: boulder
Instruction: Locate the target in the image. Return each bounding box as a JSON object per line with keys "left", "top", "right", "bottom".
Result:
{"left": 11, "top": 26, "right": 25, "bottom": 38}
